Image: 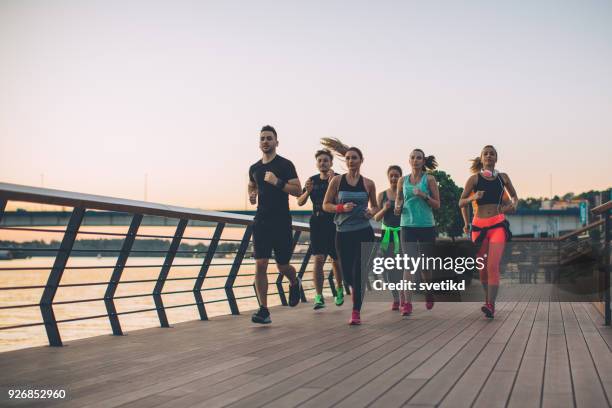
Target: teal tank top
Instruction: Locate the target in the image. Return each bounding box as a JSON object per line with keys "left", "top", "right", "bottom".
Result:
{"left": 400, "top": 174, "right": 435, "bottom": 227}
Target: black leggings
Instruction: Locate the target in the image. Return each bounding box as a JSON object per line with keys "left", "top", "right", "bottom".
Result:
{"left": 336, "top": 226, "right": 374, "bottom": 311}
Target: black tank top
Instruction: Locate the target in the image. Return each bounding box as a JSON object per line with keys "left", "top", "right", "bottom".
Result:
{"left": 307, "top": 173, "right": 336, "bottom": 219}
{"left": 382, "top": 190, "right": 401, "bottom": 227}
{"left": 473, "top": 173, "right": 506, "bottom": 206}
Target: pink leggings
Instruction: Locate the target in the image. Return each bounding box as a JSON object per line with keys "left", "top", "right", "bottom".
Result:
{"left": 471, "top": 214, "right": 506, "bottom": 286}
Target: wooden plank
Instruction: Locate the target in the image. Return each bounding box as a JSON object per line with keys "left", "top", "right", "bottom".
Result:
{"left": 205, "top": 304, "right": 469, "bottom": 408}
{"left": 409, "top": 301, "right": 527, "bottom": 407}
{"left": 507, "top": 301, "right": 550, "bottom": 408}
{"left": 560, "top": 302, "right": 608, "bottom": 408}
{"left": 223, "top": 303, "right": 476, "bottom": 408}
{"left": 541, "top": 302, "right": 573, "bottom": 408}
{"left": 54, "top": 306, "right": 400, "bottom": 407}
{"left": 351, "top": 302, "right": 522, "bottom": 408}
{"left": 446, "top": 301, "right": 538, "bottom": 408}
{"left": 364, "top": 303, "right": 515, "bottom": 408}
{"left": 262, "top": 387, "right": 323, "bottom": 408}
{"left": 573, "top": 302, "right": 612, "bottom": 404}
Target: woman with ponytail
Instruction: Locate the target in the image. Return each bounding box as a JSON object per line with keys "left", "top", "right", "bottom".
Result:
{"left": 458, "top": 145, "right": 518, "bottom": 319}
{"left": 373, "top": 165, "right": 403, "bottom": 311}
{"left": 322, "top": 138, "right": 379, "bottom": 325}
{"left": 394, "top": 149, "right": 440, "bottom": 316}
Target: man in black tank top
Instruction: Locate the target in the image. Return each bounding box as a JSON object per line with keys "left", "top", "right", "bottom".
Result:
{"left": 297, "top": 149, "right": 344, "bottom": 309}
{"left": 248, "top": 125, "right": 303, "bottom": 324}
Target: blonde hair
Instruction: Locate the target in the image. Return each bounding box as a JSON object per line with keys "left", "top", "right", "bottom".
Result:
{"left": 470, "top": 145, "right": 497, "bottom": 173}
{"left": 320, "top": 137, "right": 363, "bottom": 160}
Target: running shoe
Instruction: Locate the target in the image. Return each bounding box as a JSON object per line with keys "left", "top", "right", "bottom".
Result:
{"left": 425, "top": 293, "right": 435, "bottom": 310}
{"left": 349, "top": 310, "right": 361, "bottom": 325}
{"left": 251, "top": 306, "right": 271, "bottom": 324}
{"left": 391, "top": 301, "right": 400, "bottom": 311}
{"left": 335, "top": 286, "right": 344, "bottom": 306}
{"left": 313, "top": 294, "right": 325, "bottom": 310}
{"left": 401, "top": 302, "right": 413, "bottom": 316}
{"left": 481, "top": 303, "right": 495, "bottom": 319}
{"left": 288, "top": 277, "right": 302, "bottom": 307}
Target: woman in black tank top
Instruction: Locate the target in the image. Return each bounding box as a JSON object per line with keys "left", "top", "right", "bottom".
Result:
{"left": 459, "top": 145, "right": 518, "bottom": 319}
{"left": 374, "top": 165, "right": 403, "bottom": 310}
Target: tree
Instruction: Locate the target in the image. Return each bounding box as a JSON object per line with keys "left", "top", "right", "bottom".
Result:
{"left": 431, "top": 170, "right": 464, "bottom": 240}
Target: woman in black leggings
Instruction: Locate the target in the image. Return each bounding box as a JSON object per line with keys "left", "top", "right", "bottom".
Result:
{"left": 322, "top": 138, "right": 378, "bottom": 325}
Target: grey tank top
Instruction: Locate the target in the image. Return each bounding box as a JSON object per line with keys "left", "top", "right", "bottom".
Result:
{"left": 334, "top": 175, "right": 371, "bottom": 232}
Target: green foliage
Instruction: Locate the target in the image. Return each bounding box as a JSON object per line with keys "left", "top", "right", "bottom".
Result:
{"left": 431, "top": 170, "right": 464, "bottom": 240}
{"left": 517, "top": 197, "right": 542, "bottom": 210}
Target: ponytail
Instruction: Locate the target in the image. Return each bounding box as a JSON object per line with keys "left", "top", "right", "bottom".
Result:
{"left": 320, "top": 137, "right": 363, "bottom": 160}
{"left": 413, "top": 149, "right": 438, "bottom": 172}
{"left": 470, "top": 157, "right": 483, "bottom": 174}
{"left": 423, "top": 155, "right": 438, "bottom": 171}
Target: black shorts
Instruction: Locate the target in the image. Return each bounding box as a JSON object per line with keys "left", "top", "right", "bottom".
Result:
{"left": 252, "top": 216, "right": 293, "bottom": 264}
{"left": 309, "top": 215, "right": 338, "bottom": 260}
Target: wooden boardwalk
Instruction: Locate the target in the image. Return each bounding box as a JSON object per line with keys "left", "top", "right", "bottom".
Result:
{"left": 1, "top": 290, "right": 612, "bottom": 407}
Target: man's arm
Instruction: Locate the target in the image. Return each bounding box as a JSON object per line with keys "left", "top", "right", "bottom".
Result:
{"left": 248, "top": 170, "right": 257, "bottom": 205}
{"left": 284, "top": 178, "right": 302, "bottom": 197}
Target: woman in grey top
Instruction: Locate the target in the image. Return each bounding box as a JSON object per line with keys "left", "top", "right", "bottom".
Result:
{"left": 322, "top": 138, "right": 378, "bottom": 325}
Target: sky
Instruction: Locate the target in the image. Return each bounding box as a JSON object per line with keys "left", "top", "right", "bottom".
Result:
{"left": 1, "top": 0, "right": 611, "bottom": 211}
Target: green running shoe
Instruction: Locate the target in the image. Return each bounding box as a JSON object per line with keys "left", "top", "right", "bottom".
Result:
{"left": 335, "top": 287, "right": 344, "bottom": 306}
{"left": 313, "top": 294, "right": 325, "bottom": 310}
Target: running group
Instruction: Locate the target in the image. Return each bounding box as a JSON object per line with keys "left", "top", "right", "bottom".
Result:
{"left": 248, "top": 125, "right": 518, "bottom": 325}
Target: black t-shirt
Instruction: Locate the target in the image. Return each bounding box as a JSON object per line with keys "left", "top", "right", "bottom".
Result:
{"left": 305, "top": 173, "right": 337, "bottom": 216}
{"left": 249, "top": 155, "right": 298, "bottom": 218}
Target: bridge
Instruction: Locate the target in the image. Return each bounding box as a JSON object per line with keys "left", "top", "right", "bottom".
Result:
{"left": 0, "top": 182, "right": 611, "bottom": 407}
{"left": 2, "top": 202, "right": 582, "bottom": 238}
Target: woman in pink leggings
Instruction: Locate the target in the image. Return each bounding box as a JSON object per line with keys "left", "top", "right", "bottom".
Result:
{"left": 459, "top": 145, "right": 518, "bottom": 318}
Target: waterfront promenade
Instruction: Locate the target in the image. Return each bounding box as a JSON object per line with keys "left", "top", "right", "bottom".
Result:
{"left": 1, "top": 295, "right": 612, "bottom": 407}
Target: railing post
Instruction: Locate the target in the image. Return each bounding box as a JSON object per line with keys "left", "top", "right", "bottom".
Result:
{"left": 40, "top": 207, "right": 85, "bottom": 346}
{"left": 604, "top": 209, "right": 611, "bottom": 325}
{"left": 194, "top": 222, "right": 225, "bottom": 320}
{"left": 105, "top": 214, "right": 142, "bottom": 335}
{"left": 225, "top": 225, "right": 253, "bottom": 315}
{"left": 276, "top": 230, "right": 301, "bottom": 306}
{"left": 153, "top": 219, "right": 188, "bottom": 328}
{"left": 0, "top": 199, "right": 6, "bottom": 223}
{"left": 296, "top": 244, "right": 312, "bottom": 302}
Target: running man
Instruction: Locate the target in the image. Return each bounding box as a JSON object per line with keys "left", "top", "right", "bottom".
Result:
{"left": 248, "top": 125, "right": 303, "bottom": 324}
{"left": 459, "top": 145, "right": 518, "bottom": 318}
{"left": 394, "top": 149, "right": 440, "bottom": 316}
{"left": 373, "top": 165, "right": 403, "bottom": 311}
{"left": 322, "top": 138, "right": 378, "bottom": 325}
{"left": 297, "top": 149, "right": 344, "bottom": 309}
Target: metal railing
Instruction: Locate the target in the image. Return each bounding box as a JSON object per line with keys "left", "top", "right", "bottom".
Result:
{"left": 0, "top": 182, "right": 340, "bottom": 346}
{"left": 592, "top": 201, "right": 612, "bottom": 324}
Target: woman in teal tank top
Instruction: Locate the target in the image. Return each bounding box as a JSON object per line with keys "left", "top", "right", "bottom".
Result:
{"left": 394, "top": 149, "right": 441, "bottom": 316}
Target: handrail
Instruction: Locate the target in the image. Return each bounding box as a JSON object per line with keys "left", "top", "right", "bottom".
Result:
{"left": 558, "top": 219, "right": 605, "bottom": 241}
{"left": 0, "top": 182, "right": 342, "bottom": 346}
{"left": 592, "top": 201, "right": 612, "bottom": 215}
{"left": 0, "top": 182, "right": 313, "bottom": 231}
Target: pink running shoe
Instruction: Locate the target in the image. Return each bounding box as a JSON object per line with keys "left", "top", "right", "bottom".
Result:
{"left": 426, "top": 293, "right": 435, "bottom": 310}
{"left": 391, "top": 301, "right": 400, "bottom": 311}
{"left": 481, "top": 303, "right": 495, "bottom": 319}
{"left": 349, "top": 310, "right": 361, "bottom": 325}
{"left": 401, "top": 302, "right": 413, "bottom": 316}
